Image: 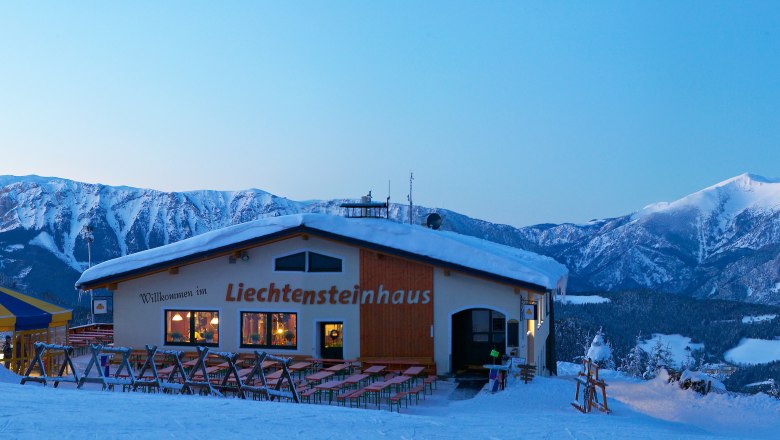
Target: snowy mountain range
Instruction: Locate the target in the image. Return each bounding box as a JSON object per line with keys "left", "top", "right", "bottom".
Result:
{"left": 0, "top": 173, "right": 778, "bottom": 306}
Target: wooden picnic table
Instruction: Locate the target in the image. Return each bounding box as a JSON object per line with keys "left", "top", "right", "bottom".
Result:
{"left": 324, "top": 363, "right": 349, "bottom": 377}
{"left": 307, "top": 358, "right": 356, "bottom": 368}
{"left": 305, "top": 370, "right": 335, "bottom": 385}
{"left": 402, "top": 366, "right": 425, "bottom": 376}
{"left": 289, "top": 361, "right": 312, "bottom": 371}
{"left": 386, "top": 375, "right": 412, "bottom": 392}
{"left": 402, "top": 366, "right": 425, "bottom": 383}
{"left": 315, "top": 379, "right": 347, "bottom": 404}
{"left": 343, "top": 373, "right": 370, "bottom": 388}
{"left": 363, "top": 375, "right": 412, "bottom": 408}
{"left": 363, "top": 365, "right": 386, "bottom": 381}
{"left": 289, "top": 361, "right": 313, "bottom": 379}
{"left": 363, "top": 380, "right": 395, "bottom": 408}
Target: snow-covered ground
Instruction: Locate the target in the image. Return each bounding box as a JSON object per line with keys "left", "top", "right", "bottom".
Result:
{"left": 1, "top": 361, "right": 778, "bottom": 439}
{"left": 724, "top": 338, "right": 780, "bottom": 365}
{"left": 554, "top": 294, "right": 611, "bottom": 305}
{"left": 640, "top": 334, "right": 705, "bottom": 368}
{"left": 741, "top": 314, "right": 777, "bottom": 324}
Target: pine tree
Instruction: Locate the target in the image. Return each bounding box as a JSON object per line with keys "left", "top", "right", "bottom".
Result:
{"left": 586, "top": 328, "right": 615, "bottom": 370}
{"left": 644, "top": 339, "right": 664, "bottom": 379}
{"left": 768, "top": 379, "right": 779, "bottom": 400}
{"left": 619, "top": 333, "right": 646, "bottom": 378}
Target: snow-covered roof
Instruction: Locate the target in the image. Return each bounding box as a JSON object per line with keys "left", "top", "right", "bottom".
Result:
{"left": 76, "top": 213, "right": 568, "bottom": 291}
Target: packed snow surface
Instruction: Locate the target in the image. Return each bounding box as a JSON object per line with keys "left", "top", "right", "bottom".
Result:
{"left": 555, "top": 294, "right": 611, "bottom": 305}
{"left": 2, "top": 361, "right": 780, "bottom": 439}
{"left": 742, "top": 314, "right": 777, "bottom": 324}
{"left": 77, "top": 213, "right": 568, "bottom": 290}
{"left": 724, "top": 338, "right": 780, "bottom": 365}
{"left": 639, "top": 334, "right": 705, "bottom": 368}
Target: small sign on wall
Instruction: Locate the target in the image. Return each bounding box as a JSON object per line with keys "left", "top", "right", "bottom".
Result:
{"left": 522, "top": 303, "right": 537, "bottom": 320}
{"left": 93, "top": 299, "right": 109, "bottom": 315}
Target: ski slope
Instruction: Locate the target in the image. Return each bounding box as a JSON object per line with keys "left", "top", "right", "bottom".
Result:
{"left": 1, "top": 362, "right": 778, "bottom": 439}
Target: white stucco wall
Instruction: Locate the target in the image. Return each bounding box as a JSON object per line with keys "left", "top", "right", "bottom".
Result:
{"left": 112, "top": 235, "right": 361, "bottom": 358}
{"left": 432, "top": 267, "right": 550, "bottom": 374}
{"left": 110, "top": 233, "right": 554, "bottom": 374}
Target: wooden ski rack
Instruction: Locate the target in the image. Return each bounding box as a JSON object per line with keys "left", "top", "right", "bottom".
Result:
{"left": 77, "top": 344, "right": 136, "bottom": 391}
{"left": 20, "top": 342, "right": 81, "bottom": 388}
{"left": 182, "top": 346, "right": 222, "bottom": 396}
{"left": 239, "top": 351, "right": 300, "bottom": 403}
{"left": 132, "top": 345, "right": 187, "bottom": 393}
{"left": 571, "top": 358, "right": 611, "bottom": 414}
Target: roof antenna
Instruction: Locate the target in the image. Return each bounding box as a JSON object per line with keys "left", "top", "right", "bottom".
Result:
{"left": 407, "top": 172, "right": 414, "bottom": 224}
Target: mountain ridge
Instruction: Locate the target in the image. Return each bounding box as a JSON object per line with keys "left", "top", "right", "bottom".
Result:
{"left": 0, "top": 173, "right": 778, "bottom": 308}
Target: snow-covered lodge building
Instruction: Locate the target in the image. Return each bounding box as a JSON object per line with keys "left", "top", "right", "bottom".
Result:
{"left": 75, "top": 214, "right": 567, "bottom": 375}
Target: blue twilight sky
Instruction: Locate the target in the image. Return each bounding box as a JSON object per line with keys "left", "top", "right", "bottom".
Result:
{"left": 0, "top": 2, "right": 778, "bottom": 227}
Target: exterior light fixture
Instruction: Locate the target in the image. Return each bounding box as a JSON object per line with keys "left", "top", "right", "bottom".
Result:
{"left": 210, "top": 316, "right": 219, "bottom": 325}
{"left": 241, "top": 251, "right": 249, "bottom": 262}
{"left": 172, "top": 313, "right": 183, "bottom": 321}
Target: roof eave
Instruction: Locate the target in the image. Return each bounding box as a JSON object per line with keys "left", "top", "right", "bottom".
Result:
{"left": 76, "top": 225, "right": 553, "bottom": 293}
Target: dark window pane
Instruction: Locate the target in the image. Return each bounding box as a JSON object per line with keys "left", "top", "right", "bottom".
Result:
{"left": 492, "top": 317, "right": 506, "bottom": 332}
{"left": 308, "top": 252, "right": 342, "bottom": 272}
{"left": 493, "top": 332, "right": 506, "bottom": 344}
{"left": 275, "top": 252, "right": 306, "bottom": 271}
{"left": 507, "top": 322, "right": 519, "bottom": 346}
{"left": 472, "top": 310, "right": 490, "bottom": 332}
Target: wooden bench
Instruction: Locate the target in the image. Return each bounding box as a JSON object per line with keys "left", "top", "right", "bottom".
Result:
{"left": 347, "top": 389, "right": 367, "bottom": 408}
{"left": 335, "top": 389, "right": 358, "bottom": 406}
{"left": 389, "top": 392, "right": 407, "bottom": 412}
{"left": 299, "top": 387, "right": 319, "bottom": 404}
{"left": 423, "top": 375, "right": 437, "bottom": 394}
{"left": 407, "top": 384, "right": 425, "bottom": 403}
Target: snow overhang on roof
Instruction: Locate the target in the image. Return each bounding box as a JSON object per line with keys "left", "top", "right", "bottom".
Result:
{"left": 76, "top": 214, "right": 569, "bottom": 292}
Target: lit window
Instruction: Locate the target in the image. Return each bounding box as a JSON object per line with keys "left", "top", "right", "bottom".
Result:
{"left": 240, "top": 312, "right": 297, "bottom": 349}
{"left": 240, "top": 312, "right": 268, "bottom": 346}
{"left": 165, "top": 309, "right": 219, "bottom": 346}
{"left": 271, "top": 313, "right": 297, "bottom": 347}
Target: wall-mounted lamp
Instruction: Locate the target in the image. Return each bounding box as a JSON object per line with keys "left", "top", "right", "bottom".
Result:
{"left": 172, "top": 313, "right": 183, "bottom": 321}
{"left": 240, "top": 251, "right": 249, "bottom": 262}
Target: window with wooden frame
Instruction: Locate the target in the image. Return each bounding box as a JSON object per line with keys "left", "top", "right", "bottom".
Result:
{"left": 164, "top": 309, "right": 219, "bottom": 347}
{"left": 240, "top": 311, "right": 297, "bottom": 349}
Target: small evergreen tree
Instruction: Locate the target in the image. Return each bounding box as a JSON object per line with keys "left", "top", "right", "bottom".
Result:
{"left": 644, "top": 339, "right": 674, "bottom": 379}
{"left": 619, "top": 333, "right": 646, "bottom": 378}
{"left": 768, "top": 379, "right": 779, "bottom": 400}
{"left": 586, "top": 328, "right": 615, "bottom": 370}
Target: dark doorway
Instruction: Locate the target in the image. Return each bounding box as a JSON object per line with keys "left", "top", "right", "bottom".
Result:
{"left": 320, "top": 322, "right": 343, "bottom": 359}
{"left": 451, "top": 309, "right": 506, "bottom": 373}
